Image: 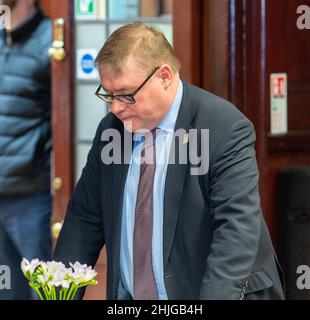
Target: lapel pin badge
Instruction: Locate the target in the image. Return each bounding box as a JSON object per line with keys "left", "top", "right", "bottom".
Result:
{"left": 183, "top": 133, "right": 189, "bottom": 144}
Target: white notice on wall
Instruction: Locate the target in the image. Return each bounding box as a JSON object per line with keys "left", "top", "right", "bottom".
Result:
{"left": 75, "top": 0, "right": 97, "bottom": 20}
{"left": 270, "top": 73, "right": 288, "bottom": 135}
{"left": 76, "top": 48, "right": 99, "bottom": 80}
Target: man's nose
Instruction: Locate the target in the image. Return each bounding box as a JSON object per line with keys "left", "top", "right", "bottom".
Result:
{"left": 109, "top": 99, "right": 126, "bottom": 115}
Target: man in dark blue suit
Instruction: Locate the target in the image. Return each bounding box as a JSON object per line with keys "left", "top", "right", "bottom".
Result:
{"left": 54, "top": 23, "right": 285, "bottom": 300}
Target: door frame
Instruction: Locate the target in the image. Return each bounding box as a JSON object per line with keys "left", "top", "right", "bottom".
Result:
{"left": 46, "top": 0, "right": 75, "bottom": 229}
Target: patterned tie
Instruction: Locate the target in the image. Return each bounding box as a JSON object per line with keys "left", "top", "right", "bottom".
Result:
{"left": 133, "top": 129, "right": 158, "bottom": 300}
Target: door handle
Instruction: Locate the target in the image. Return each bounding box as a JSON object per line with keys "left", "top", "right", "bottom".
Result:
{"left": 51, "top": 221, "right": 63, "bottom": 240}
{"left": 48, "top": 18, "right": 66, "bottom": 61}
{"left": 52, "top": 177, "right": 63, "bottom": 191}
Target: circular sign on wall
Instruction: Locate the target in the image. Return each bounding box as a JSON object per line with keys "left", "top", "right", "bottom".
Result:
{"left": 81, "top": 54, "right": 94, "bottom": 74}
{"left": 77, "top": 48, "right": 98, "bottom": 80}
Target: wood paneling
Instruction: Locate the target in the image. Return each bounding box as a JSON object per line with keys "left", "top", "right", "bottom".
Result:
{"left": 38, "top": 0, "right": 75, "bottom": 239}
{"left": 266, "top": 0, "right": 310, "bottom": 152}
{"left": 264, "top": 0, "right": 310, "bottom": 245}
{"left": 200, "top": 0, "right": 310, "bottom": 249}
{"left": 38, "top": 0, "right": 51, "bottom": 17}
{"left": 202, "top": 0, "right": 229, "bottom": 99}
{"left": 50, "top": 0, "right": 75, "bottom": 224}
{"left": 236, "top": 0, "right": 269, "bottom": 223}
{"left": 173, "top": 0, "right": 202, "bottom": 86}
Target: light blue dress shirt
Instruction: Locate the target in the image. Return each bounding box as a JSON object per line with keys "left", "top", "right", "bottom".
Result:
{"left": 118, "top": 80, "right": 183, "bottom": 300}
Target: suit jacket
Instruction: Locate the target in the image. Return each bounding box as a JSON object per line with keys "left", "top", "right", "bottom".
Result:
{"left": 54, "top": 80, "right": 285, "bottom": 300}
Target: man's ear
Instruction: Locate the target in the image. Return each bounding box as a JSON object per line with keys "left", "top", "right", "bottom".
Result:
{"left": 159, "top": 65, "right": 173, "bottom": 88}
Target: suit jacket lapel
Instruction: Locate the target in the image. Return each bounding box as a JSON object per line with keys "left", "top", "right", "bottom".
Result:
{"left": 163, "top": 80, "right": 195, "bottom": 269}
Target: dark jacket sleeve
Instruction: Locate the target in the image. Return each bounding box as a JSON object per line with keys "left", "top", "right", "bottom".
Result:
{"left": 199, "top": 117, "right": 261, "bottom": 299}
{"left": 53, "top": 121, "right": 105, "bottom": 297}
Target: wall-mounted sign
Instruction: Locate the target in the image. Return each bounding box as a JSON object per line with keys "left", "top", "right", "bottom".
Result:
{"left": 75, "top": 0, "right": 97, "bottom": 20}
{"left": 76, "top": 48, "right": 98, "bottom": 80}
{"left": 270, "top": 73, "right": 288, "bottom": 135}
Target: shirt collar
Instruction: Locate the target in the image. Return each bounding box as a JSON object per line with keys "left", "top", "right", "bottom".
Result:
{"left": 157, "top": 79, "right": 183, "bottom": 134}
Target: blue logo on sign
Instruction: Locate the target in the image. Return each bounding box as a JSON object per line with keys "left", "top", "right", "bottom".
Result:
{"left": 81, "top": 54, "right": 94, "bottom": 74}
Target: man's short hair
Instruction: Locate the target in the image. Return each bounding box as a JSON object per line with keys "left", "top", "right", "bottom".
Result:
{"left": 95, "top": 23, "right": 180, "bottom": 75}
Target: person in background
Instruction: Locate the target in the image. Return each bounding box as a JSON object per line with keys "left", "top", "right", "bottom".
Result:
{"left": 54, "top": 23, "right": 285, "bottom": 300}
{"left": 0, "top": 0, "right": 52, "bottom": 299}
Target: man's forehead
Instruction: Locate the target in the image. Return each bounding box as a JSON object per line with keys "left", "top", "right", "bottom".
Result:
{"left": 100, "top": 67, "right": 130, "bottom": 87}
{"left": 99, "top": 59, "right": 138, "bottom": 76}
{"left": 99, "top": 64, "right": 127, "bottom": 78}
{"left": 99, "top": 64, "right": 145, "bottom": 91}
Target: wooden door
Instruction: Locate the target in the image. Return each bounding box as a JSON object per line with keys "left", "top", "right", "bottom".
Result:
{"left": 196, "top": 0, "right": 310, "bottom": 249}
{"left": 39, "top": 0, "right": 107, "bottom": 300}
{"left": 38, "top": 0, "right": 75, "bottom": 243}
{"left": 37, "top": 0, "right": 74, "bottom": 243}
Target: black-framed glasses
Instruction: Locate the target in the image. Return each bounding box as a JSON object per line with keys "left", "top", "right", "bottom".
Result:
{"left": 95, "top": 67, "right": 160, "bottom": 104}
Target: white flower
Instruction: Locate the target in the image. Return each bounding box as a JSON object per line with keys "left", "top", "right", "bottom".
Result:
{"left": 46, "top": 261, "right": 66, "bottom": 275}
{"left": 21, "top": 258, "right": 42, "bottom": 275}
{"left": 21, "top": 259, "right": 98, "bottom": 300}
{"left": 40, "top": 261, "right": 48, "bottom": 273}
{"left": 70, "top": 262, "right": 97, "bottom": 285}
{"left": 37, "top": 274, "right": 48, "bottom": 285}
{"left": 41, "top": 261, "right": 64, "bottom": 278}
{"left": 40, "top": 261, "right": 72, "bottom": 289}
{"left": 48, "top": 269, "right": 70, "bottom": 289}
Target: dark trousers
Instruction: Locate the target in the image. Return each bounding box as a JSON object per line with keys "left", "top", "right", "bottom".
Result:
{"left": 0, "top": 193, "right": 52, "bottom": 300}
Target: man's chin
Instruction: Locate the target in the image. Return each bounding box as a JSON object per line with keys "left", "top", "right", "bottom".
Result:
{"left": 123, "top": 120, "right": 153, "bottom": 133}
{"left": 123, "top": 120, "right": 135, "bottom": 132}
{"left": 124, "top": 120, "right": 147, "bottom": 133}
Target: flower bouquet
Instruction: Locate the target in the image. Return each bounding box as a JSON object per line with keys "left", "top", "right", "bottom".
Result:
{"left": 21, "top": 258, "right": 98, "bottom": 300}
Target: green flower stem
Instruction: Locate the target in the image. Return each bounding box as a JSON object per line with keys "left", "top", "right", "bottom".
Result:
{"left": 42, "top": 286, "right": 50, "bottom": 300}
{"left": 66, "top": 286, "right": 73, "bottom": 300}
{"left": 34, "top": 287, "right": 44, "bottom": 300}
{"left": 70, "top": 286, "right": 79, "bottom": 300}
{"left": 62, "top": 288, "right": 68, "bottom": 300}
{"left": 66, "top": 283, "right": 77, "bottom": 300}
